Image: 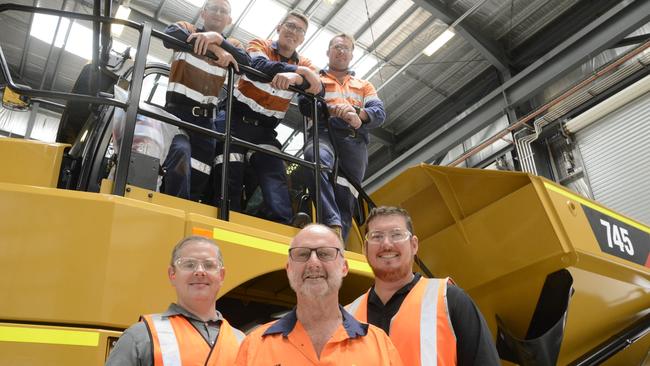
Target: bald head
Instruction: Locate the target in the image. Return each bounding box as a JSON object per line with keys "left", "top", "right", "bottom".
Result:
{"left": 291, "top": 224, "right": 344, "bottom": 250}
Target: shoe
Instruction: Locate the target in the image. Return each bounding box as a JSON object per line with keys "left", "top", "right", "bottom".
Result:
{"left": 291, "top": 212, "right": 311, "bottom": 228}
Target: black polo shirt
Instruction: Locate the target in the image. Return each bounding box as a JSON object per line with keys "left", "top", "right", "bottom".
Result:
{"left": 366, "top": 273, "right": 500, "bottom": 366}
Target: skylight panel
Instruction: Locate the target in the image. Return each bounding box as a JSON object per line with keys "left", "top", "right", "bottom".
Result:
{"left": 30, "top": 13, "right": 70, "bottom": 47}
{"left": 239, "top": 0, "right": 286, "bottom": 39}
{"left": 64, "top": 22, "right": 93, "bottom": 60}
{"left": 353, "top": 53, "right": 379, "bottom": 79}
{"left": 300, "top": 29, "right": 335, "bottom": 70}
{"left": 229, "top": 0, "right": 251, "bottom": 20}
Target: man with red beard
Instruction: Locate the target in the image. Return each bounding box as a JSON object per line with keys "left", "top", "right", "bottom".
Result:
{"left": 235, "top": 224, "right": 402, "bottom": 365}
{"left": 347, "top": 206, "right": 500, "bottom": 366}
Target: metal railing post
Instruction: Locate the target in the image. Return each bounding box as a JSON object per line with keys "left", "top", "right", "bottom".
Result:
{"left": 312, "top": 97, "right": 321, "bottom": 223}
{"left": 219, "top": 66, "right": 236, "bottom": 221}
{"left": 112, "top": 22, "right": 152, "bottom": 196}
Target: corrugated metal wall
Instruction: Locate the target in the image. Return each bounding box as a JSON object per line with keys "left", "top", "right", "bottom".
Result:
{"left": 576, "top": 92, "right": 650, "bottom": 225}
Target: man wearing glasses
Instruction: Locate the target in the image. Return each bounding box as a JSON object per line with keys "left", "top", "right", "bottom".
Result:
{"left": 213, "top": 11, "right": 321, "bottom": 226}
{"left": 235, "top": 224, "right": 403, "bottom": 365}
{"left": 106, "top": 236, "right": 244, "bottom": 365}
{"left": 299, "top": 34, "right": 386, "bottom": 242}
{"left": 347, "top": 206, "right": 500, "bottom": 365}
{"left": 160, "top": 0, "right": 247, "bottom": 202}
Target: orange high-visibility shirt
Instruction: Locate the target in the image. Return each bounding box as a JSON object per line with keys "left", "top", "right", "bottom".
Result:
{"left": 347, "top": 277, "right": 457, "bottom": 366}
{"left": 235, "top": 306, "right": 403, "bottom": 365}
{"left": 235, "top": 39, "right": 315, "bottom": 119}
{"left": 142, "top": 313, "right": 243, "bottom": 365}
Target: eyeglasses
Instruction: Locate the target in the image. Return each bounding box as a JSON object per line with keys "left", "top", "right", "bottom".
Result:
{"left": 204, "top": 5, "right": 230, "bottom": 16}
{"left": 174, "top": 257, "right": 222, "bottom": 272}
{"left": 331, "top": 44, "right": 352, "bottom": 54}
{"left": 282, "top": 22, "right": 306, "bottom": 36}
{"left": 289, "top": 247, "right": 342, "bottom": 262}
{"left": 365, "top": 230, "right": 412, "bottom": 244}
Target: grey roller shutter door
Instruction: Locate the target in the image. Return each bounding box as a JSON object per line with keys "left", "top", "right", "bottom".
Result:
{"left": 576, "top": 91, "right": 650, "bottom": 226}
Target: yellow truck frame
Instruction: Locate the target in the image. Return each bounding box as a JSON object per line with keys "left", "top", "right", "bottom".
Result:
{"left": 1, "top": 3, "right": 648, "bottom": 365}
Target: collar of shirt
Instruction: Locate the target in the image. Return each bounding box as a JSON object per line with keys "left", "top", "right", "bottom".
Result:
{"left": 320, "top": 67, "right": 356, "bottom": 77}
{"left": 271, "top": 40, "right": 300, "bottom": 63}
{"left": 162, "top": 303, "right": 224, "bottom": 324}
{"left": 262, "top": 305, "right": 368, "bottom": 339}
{"left": 368, "top": 273, "right": 422, "bottom": 307}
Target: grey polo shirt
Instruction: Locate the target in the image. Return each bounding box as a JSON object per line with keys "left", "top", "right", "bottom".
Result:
{"left": 105, "top": 303, "right": 242, "bottom": 366}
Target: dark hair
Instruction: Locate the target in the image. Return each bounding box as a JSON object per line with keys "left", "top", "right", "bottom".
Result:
{"left": 280, "top": 11, "right": 309, "bottom": 30}
{"left": 366, "top": 206, "right": 414, "bottom": 234}
{"left": 170, "top": 235, "right": 223, "bottom": 267}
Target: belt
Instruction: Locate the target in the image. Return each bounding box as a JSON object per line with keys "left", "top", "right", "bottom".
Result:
{"left": 239, "top": 115, "right": 278, "bottom": 129}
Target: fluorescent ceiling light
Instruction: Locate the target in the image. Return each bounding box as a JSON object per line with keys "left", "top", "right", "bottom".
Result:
{"left": 111, "top": 4, "right": 132, "bottom": 36}
{"left": 422, "top": 28, "right": 455, "bottom": 57}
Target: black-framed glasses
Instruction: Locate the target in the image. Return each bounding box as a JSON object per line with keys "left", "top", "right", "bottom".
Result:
{"left": 174, "top": 257, "right": 222, "bottom": 272}
{"left": 282, "top": 22, "right": 306, "bottom": 36}
{"left": 365, "top": 230, "right": 412, "bottom": 245}
{"left": 289, "top": 247, "right": 342, "bottom": 262}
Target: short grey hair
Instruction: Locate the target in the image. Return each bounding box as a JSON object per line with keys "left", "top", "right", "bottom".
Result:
{"left": 170, "top": 235, "right": 223, "bottom": 267}
{"left": 291, "top": 223, "right": 344, "bottom": 250}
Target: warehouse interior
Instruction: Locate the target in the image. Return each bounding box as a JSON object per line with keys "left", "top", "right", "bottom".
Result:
{"left": 1, "top": 1, "right": 649, "bottom": 365}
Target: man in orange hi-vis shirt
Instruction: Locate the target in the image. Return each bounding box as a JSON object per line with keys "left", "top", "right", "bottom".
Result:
{"left": 106, "top": 236, "right": 244, "bottom": 365}
{"left": 347, "top": 206, "right": 500, "bottom": 366}
{"left": 299, "top": 33, "right": 386, "bottom": 243}
{"left": 235, "top": 224, "right": 403, "bottom": 365}
{"left": 212, "top": 11, "right": 321, "bottom": 226}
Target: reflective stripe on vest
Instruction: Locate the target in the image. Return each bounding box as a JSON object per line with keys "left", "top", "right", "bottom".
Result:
{"left": 142, "top": 314, "right": 241, "bottom": 366}
{"left": 346, "top": 277, "right": 457, "bottom": 366}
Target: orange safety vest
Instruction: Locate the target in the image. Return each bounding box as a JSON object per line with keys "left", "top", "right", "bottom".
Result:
{"left": 347, "top": 277, "right": 457, "bottom": 366}
{"left": 234, "top": 39, "right": 315, "bottom": 119}
{"left": 142, "top": 313, "right": 242, "bottom": 365}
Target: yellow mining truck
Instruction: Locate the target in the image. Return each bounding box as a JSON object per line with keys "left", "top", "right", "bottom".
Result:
{"left": 1, "top": 3, "right": 648, "bottom": 366}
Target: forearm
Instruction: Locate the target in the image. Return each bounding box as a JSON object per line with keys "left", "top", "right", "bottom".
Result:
{"left": 247, "top": 56, "right": 298, "bottom": 82}
{"left": 360, "top": 99, "right": 385, "bottom": 129}
{"left": 218, "top": 39, "right": 250, "bottom": 67}
{"left": 162, "top": 24, "right": 191, "bottom": 50}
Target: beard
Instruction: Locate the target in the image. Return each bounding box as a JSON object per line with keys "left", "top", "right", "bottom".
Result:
{"left": 370, "top": 260, "right": 413, "bottom": 283}
{"left": 288, "top": 270, "right": 343, "bottom": 298}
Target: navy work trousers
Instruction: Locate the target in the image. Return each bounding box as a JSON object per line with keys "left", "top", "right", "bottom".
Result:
{"left": 213, "top": 110, "right": 292, "bottom": 224}
{"left": 161, "top": 107, "right": 216, "bottom": 202}
{"left": 304, "top": 128, "right": 367, "bottom": 242}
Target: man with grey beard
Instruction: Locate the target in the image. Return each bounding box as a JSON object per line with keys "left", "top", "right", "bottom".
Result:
{"left": 347, "top": 206, "right": 500, "bottom": 366}
{"left": 235, "top": 224, "right": 402, "bottom": 365}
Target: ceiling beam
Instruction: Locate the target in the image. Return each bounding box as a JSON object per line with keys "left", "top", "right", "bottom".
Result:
{"left": 412, "top": 0, "right": 510, "bottom": 73}
{"left": 363, "top": 0, "right": 650, "bottom": 192}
